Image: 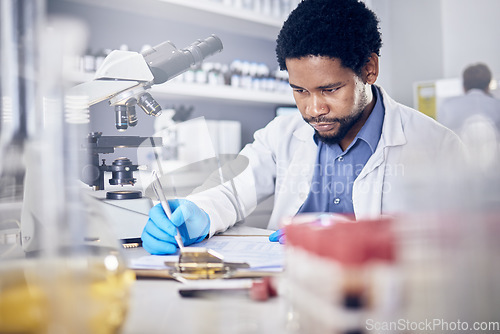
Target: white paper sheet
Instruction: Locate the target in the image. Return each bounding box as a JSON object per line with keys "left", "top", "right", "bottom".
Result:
{"left": 129, "top": 235, "right": 284, "bottom": 271}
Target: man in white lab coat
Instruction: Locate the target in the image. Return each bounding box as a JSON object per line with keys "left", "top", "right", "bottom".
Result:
{"left": 141, "top": 0, "right": 464, "bottom": 254}
{"left": 438, "top": 63, "right": 500, "bottom": 139}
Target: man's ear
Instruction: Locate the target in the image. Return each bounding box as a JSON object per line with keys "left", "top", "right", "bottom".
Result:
{"left": 363, "top": 53, "right": 379, "bottom": 85}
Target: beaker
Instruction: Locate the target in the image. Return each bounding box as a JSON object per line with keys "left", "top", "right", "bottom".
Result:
{"left": 0, "top": 2, "right": 135, "bottom": 333}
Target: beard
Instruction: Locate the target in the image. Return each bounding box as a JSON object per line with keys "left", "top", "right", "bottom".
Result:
{"left": 304, "top": 109, "right": 365, "bottom": 146}
{"left": 304, "top": 89, "right": 370, "bottom": 146}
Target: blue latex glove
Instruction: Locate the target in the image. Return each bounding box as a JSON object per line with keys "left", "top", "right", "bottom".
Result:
{"left": 269, "top": 228, "right": 286, "bottom": 244}
{"left": 142, "top": 199, "right": 210, "bottom": 255}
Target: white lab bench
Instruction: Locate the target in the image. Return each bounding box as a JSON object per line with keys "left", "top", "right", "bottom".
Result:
{"left": 120, "top": 226, "right": 290, "bottom": 334}
{"left": 0, "top": 202, "right": 288, "bottom": 334}
{"left": 122, "top": 278, "right": 289, "bottom": 334}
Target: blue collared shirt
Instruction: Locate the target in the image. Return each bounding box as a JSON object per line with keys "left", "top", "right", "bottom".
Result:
{"left": 297, "top": 86, "right": 385, "bottom": 215}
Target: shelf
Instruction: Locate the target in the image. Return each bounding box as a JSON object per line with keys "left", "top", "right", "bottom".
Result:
{"left": 68, "top": 72, "right": 295, "bottom": 106}
{"left": 63, "top": 0, "right": 285, "bottom": 41}
{"left": 61, "top": 0, "right": 293, "bottom": 104}
{"left": 151, "top": 82, "right": 295, "bottom": 105}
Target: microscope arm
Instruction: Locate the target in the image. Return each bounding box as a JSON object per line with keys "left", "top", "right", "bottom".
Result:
{"left": 68, "top": 80, "right": 141, "bottom": 107}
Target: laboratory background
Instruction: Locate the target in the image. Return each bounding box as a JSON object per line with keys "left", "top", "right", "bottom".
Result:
{"left": 1, "top": 0, "right": 500, "bottom": 333}
{"left": 46, "top": 0, "right": 500, "bottom": 147}
{"left": 46, "top": 0, "right": 500, "bottom": 225}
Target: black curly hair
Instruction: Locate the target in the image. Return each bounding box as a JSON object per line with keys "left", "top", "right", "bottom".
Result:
{"left": 276, "top": 0, "right": 382, "bottom": 76}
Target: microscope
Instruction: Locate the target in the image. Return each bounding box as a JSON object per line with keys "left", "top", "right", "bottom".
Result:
{"left": 70, "top": 35, "right": 224, "bottom": 242}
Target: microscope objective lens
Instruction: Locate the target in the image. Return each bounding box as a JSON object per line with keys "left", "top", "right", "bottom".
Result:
{"left": 115, "top": 105, "right": 128, "bottom": 131}
{"left": 127, "top": 105, "right": 138, "bottom": 127}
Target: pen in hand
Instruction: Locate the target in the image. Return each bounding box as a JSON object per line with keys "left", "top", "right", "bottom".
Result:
{"left": 151, "top": 171, "right": 184, "bottom": 249}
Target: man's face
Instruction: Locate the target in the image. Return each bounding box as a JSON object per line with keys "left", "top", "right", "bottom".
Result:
{"left": 286, "top": 56, "right": 374, "bottom": 147}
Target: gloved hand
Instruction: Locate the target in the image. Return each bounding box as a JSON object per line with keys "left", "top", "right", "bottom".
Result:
{"left": 269, "top": 228, "right": 286, "bottom": 244}
{"left": 141, "top": 199, "right": 210, "bottom": 255}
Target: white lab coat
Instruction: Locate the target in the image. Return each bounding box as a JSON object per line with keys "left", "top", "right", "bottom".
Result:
{"left": 188, "top": 86, "right": 464, "bottom": 235}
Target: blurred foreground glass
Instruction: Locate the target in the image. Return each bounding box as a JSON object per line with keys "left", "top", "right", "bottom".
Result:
{"left": 281, "top": 130, "right": 500, "bottom": 333}
{"left": 281, "top": 214, "right": 399, "bottom": 334}
{"left": 0, "top": 2, "right": 135, "bottom": 333}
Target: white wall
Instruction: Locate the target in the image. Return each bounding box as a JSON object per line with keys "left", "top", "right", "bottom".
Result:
{"left": 373, "top": 0, "right": 445, "bottom": 106}
{"left": 368, "top": 0, "right": 393, "bottom": 94}
{"left": 441, "top": 0, "right": 500, "bottom": 79}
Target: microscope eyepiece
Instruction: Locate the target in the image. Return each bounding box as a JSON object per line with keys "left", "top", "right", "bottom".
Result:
{"left": 143, "top": 35, "right": 223, "bottom": 85}
{"left": 186, "top": 35, "right": 224, "bottom": 65}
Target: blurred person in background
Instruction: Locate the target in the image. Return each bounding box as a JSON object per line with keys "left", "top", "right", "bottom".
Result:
{"left": 438, "top": 63, "right": 500, "bottom": 138}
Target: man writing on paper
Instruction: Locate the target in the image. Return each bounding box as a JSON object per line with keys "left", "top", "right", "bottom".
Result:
{"left": 141, "top": 0, "right": 464, "bottom": 254}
